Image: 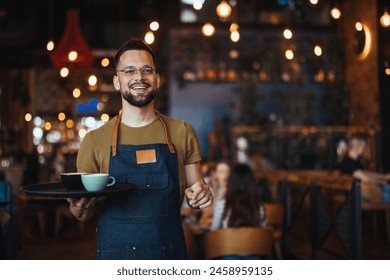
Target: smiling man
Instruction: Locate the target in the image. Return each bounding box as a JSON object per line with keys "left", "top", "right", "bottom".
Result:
{"left": 66, "top": 38, "right": 213, "bottom": 260}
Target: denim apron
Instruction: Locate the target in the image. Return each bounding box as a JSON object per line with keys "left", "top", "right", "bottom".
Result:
{"left": 96, "top": 110, "right": 187, "bottom": 260}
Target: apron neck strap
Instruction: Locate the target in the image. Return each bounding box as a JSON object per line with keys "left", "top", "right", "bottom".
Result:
{"left": 111, "top": 109, "right": 176, "bottom": 157}
{"left": 154, "top": 110, "right": 176, "bottom": 154}
{"left": 111, "top": 110, "right": 122, "bottom": 157}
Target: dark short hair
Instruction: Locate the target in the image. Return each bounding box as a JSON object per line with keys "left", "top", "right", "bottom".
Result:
{"left": 114, "top": 38, "right": 156, "bottom": 70}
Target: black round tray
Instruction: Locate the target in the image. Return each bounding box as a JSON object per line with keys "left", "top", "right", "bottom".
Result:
{"left": 19, "top": 182, "right": 135, "bottom": 198}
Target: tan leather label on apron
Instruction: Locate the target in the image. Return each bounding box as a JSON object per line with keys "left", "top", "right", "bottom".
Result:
{"left": 136, "top": 149, "right": 157, "bottom": 164}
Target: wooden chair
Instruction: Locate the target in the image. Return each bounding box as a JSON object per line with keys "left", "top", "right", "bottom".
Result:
{"left": 360, "top": 182, "right": 390, "bottom": 242}
{"left": 204, "top": 227, "right": 273, "bottom": 259}
{"left": 264, "top": 203, "right": 284, "bottom": 259}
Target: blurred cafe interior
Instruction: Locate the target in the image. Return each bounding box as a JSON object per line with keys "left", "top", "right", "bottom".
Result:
{"left": 1, "top": 0, "right": 390, "bottom": 260}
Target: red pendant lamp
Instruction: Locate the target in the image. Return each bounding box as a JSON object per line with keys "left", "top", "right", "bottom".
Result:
{"left": 50, "top": 9, "right": 94, "bottom": 68}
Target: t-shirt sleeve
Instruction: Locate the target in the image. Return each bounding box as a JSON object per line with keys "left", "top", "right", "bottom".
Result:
{"left": 76, "top": 132, "right": 100, "bottom": 173}
{"left": 184, "top": 122, "right": 202, "bottom": 165}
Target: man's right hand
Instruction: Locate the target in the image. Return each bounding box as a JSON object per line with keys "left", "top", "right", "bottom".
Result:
{"left": 67, "top": 197, "right": 100, "bottom": 221}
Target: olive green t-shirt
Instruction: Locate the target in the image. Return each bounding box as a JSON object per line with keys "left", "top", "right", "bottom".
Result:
{"left": 76, "top": 113, "right": 202, "bottom": 201}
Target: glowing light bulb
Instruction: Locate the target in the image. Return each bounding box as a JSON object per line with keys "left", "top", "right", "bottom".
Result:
{"left": 144, "top": 31, "right": 155, "bottom": 45}
{"left": 88, "top": 75, "right": 98, "bottom": 86}
{"left": 216, "top": 1, "right": 232, "bottom": 18}
{"left": 310, "top": 0, "right": 318, "bottom": 5}
{"left": 230, "top": 23, "right": 239, "bottom": 32}
{"left": 46, "top": 40, "right": 55, "bottom": 51}
{"left": 285, "top": 49, "right": 294, "bottom": 60}
{"left": 150, "top": 21, "right": 160, "bottom": 31}
{"left": 101, "top": 58, "right": 110, "bottom": 67}
{"left": 193, "top": 0, "right": 203, "bottom": 10}
{"left": 355, "top": 21, "right": 363, "bottom": 31}
{"left": 283, "top": 29, "right": 293, "bottom": 39}
{"left": 44, "top": 121, "right": 52, "bottom": 131}
{"left": 66, "top": 119, "right": 74, "bottom": 128}
{"left": 58, "top": 112, "right": 66, "bottom": 121}
{"left": 60, "top": 67, "right": 69, "bottom": 78}
{"left": 79, "top": 128, "right": 87, "bottom": 138}
{"left": 25, "top": 113, "right": 32, "bottom": 122}
{"left": 202, "top": 23, "right": 215, "bottom": 36}
{"left": 73, "top": 88, "right": 81, "bottom": 98}
{"left": 230, "top": 31, "right": 240, "bottom": 42}
{"left": 68, "top": 51, "right": 78, "bottom": 61}
{"left": 380, "top": 11, "right": 390, "bottom": 28}
{"left": 314, "top": 45, "right": 322, "bottom": 56}
{"left": 101, "top": 113, "right": 110, "bottom": 122}
{"left": 330, "top": 7, "right": 341, "bottom": 19}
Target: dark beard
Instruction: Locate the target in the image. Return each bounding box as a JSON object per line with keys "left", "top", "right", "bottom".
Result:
{"left": 122, "top": 90, "right": 156, "bottom": 107}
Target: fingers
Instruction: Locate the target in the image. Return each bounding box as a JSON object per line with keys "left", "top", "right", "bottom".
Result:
{"left": 187, "top": 182, "right": 202, "bottom": 200}
{"left": 186, "top": 182, "right": 213, "bottom": 209}
{"left": 67, "top": 197, "right": 99, "bottom": 221}
{"left": 196, "top": 195, "right": 213, "bottom": 209}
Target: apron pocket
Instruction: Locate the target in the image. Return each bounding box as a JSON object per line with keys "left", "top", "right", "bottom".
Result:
{"left": 127, "top": 172, "right": 169, "bottom": 218}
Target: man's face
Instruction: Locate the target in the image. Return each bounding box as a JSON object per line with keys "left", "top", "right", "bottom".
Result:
{"left": 113, "top": 50, "right": 160, "bottom": 107}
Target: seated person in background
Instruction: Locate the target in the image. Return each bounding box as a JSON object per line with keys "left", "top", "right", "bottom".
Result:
{"left": 210, "top": 163, "right": 266, "bottom": 231}
{"left": 198, "top": 160, "right": 231, "bottom": 227}
{"left": 209, "top": 164, "right": 267, "bottom": 259}
{"left": 339, "top": 135, "right": 390, "bottom": 184}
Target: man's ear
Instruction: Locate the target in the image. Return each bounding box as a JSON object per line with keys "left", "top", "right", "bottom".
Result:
{"left": 113, "top": 75, "right": 120, "bottom": 91}
{"left": 156, "top": 73, "right": 161, "bottom": 89}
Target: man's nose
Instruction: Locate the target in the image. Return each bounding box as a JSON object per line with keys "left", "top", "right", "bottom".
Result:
{"left": 133, "top": 69, "right": 143, "bottom": 79}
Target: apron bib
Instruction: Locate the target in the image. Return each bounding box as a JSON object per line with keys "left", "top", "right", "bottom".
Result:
{"left": 96, "top": 110, "right": 187, "bottom": 260}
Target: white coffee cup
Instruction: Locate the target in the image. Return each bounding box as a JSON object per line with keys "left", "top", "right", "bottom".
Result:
{"left": 81, "top": 173, "right": 115, "bottom": 192}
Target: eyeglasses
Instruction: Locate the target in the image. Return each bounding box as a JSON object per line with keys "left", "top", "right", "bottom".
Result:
{"left": 116, "top": 66, "right": 156, "bottom": 76}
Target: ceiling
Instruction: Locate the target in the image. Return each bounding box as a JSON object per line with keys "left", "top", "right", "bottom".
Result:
{"left": 0, "top": 0, "right": 333, "bottom": 68}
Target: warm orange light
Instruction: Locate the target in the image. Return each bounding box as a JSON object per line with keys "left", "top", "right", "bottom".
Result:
{"left": 25, "top": 113, "right": 32, "bottom": 122}
{"left": 230, "top": 31, "right": 240, "bottom": 42}
{"left": 285, "top": 49, "right": 294, "bottom": 60}
{"left": 216, "top": 1, "right": 232, "bottom": 18}
{"left": 385, "top": 68, "right": 390, "bottom": 75}
{"left": 193, "top": 0, "right": 203, "bottom": 10}
{"left": 330, "top": 7, "right": 341, "bottom": 19}
{"left": 46, "top": 40, "right": 55, "bottom": 51}
{"left": 202, "top": 23, "right": 215, "bottom": 36}
{"left": 150, "top": 21, "right": 160, "bottom": 31}
{"left": 144, "top": 31, "right": 155, "bottom": 45}
{"left": 44, "top": 122, "right": 52, "bottom": 131}
{"left": 101, "top": 58, "right": 110, "bottom": 67}
{"left": 283, "top": 29, "right": 293, "bottom": 39}
{"left": 380, "top": 11, "right": 390, "bottom": 28}
{"left": 357, "top": 23, "right": 372, "bottom": 60}
{"left": 101, "top": 113, "right": 110, "bottom": 122}
{"left": 66, "top": 119, "right": 74, "bottom": 128}
{"left": 58, "top": 112, "right": 66, "bottom": 121}
{"left": 79, "top": 128, "right": 87, "bottom": 138}
{"left": 101, "top": 94, "right": 109, "bottom": 102}
{"left": 60, "top": 67, "right": 69, "bottom": 77}
{"left": 314, "top": 45, "right": 322, "bottom": 56}
{"left": 230, "top": 23, "right": 239, "bottom": 32}
{"left": 68, "top": 50, "right": 78, "bottom": 61}
{"left": 88, "top": 75, "right": 97, "bottom": 86}
{"left": 73, "top": 88, "right": 81, "bottom": 98}
{"left": 355, "top": 21, "right": 363, "bottom": 31}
